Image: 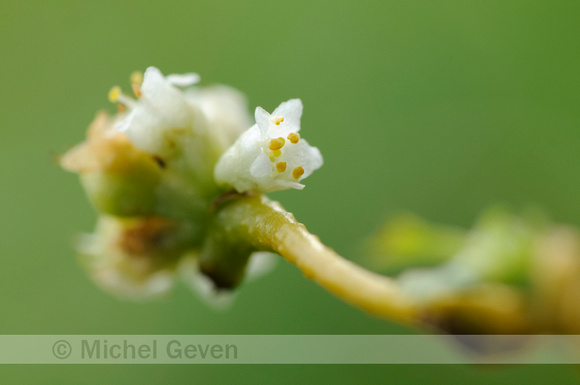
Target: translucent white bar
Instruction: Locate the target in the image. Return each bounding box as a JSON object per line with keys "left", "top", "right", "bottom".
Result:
{"left": 1, "top": 335, "right": 579, "bottom": 364}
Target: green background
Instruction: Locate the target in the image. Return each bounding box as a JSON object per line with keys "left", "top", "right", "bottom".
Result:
{"left": 1, "top": 0, "right": 580, "bottom": 382}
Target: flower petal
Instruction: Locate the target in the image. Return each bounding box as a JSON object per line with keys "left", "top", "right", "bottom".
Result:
{"left": 254, "top": 106, "right": 271, "bottom": 135}
{"left": 271, "top": 98, "right": 303, "bottom": 130}
{"left": 166, "top": 72, "right": 201, "bottom": 87}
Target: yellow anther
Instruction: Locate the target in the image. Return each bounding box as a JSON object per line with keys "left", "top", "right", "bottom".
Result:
{"left": 273, "top": 150, "right": 282, "bottom": 158}
{"left": 273, "top": 116, "right": 284, "bottom": 125}
{"left": 108, "top": 86, "right": 122, "bottom": 103}
{"left": 287, "top": 132, "right": 300, "bottom": 144}
{"left": 269, "top": 137, "right": 285, "bottom": 151}
{"left": 130, "top": 71, "right": 143, "bottom": 85}
{"left": 131, "top": 83, "right": 142, "bottom": 98}
{"left": 292, "top": 166, "right": 305, "bottom": 179}
{"left": 269, "top": 155, "right": 276, "bottom": 162}
{"left": 276, "top": 162, "right": 287, "bottom": 172}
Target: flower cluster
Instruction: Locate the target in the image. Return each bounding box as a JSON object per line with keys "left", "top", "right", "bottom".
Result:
{"left": 61, "top": 67, "right": 323, "bottom": 301}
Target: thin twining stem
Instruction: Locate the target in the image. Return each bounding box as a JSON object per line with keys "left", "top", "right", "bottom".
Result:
{"left": 212, "top": 194, "right": 420, "bottom": 326}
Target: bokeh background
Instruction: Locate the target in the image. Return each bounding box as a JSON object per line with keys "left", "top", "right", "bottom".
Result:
{"left": 1, "top": 0, "right": 580, "bottom": 382}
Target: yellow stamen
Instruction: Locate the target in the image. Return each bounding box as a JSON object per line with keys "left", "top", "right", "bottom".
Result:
{"left": 108, "top": 86, "right": 122, "bottom": 103}
{"left": 273, "top": 116, "right": 284, "bottom": 125}
{"left": 130, "top": 71, "right": 143, "bottom": 85}
{"left": 116, "top": 103, "right": 127, "bottom": 113}
{"left": 269, "top": 155, "right": 276, "bottom": 162}
{"left": 276, "top": 162, "right": 287, "bottom": 172}
{"left": 273, "top": 150, "right": 282, "bottom": 158}
{"left": 269, "top": 137, "right": 285, "bottom": 151}
{"left": 287, "top": 132, "right": 300, "bottom": 144}
{"left": 292, "top": 166, "right": 305, "bottom": 179}
{"left": 131, "top": 83, "right": 142, "bottom": 98}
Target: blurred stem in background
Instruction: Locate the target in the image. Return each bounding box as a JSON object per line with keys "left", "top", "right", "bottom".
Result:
{"left": 365, "top": 207, "right": 580, "bottom": 334}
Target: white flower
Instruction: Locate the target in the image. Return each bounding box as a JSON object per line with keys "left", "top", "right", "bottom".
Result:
{"left": 185, "top": 85, "right": 253, "bottom": 153}
{"left": 115, "top": 67, "right": 203, "bottom": 156}
{"left": 112, "top": 66, "right": 251, "bottom": 170}
{"left": 214, "top": 99, "right": 323, "bottom": 193}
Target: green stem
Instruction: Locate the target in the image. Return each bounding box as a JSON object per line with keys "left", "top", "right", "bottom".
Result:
{"left": 212, "top": 194, "right": 419, "bottom": 325}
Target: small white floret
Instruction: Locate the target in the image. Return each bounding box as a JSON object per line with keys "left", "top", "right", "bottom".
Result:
{"left": 214, "top": 99, "right": 323, "bottom": 193}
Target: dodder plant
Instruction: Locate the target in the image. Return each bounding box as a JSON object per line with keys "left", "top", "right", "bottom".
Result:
{"left": 62, "top": 67, "right": 580, "bottom": 334}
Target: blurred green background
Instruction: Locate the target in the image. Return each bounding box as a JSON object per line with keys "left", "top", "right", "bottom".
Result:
{"left": 1, "top": 0, "right": 580, "bottom": 382}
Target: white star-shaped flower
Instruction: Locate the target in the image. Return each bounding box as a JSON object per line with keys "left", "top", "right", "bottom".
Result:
{"left": 112, "top": 66, "right": 251, "bottom": 159}
{"left": 214, "top": 99, "right": 323, "bottom": 193}
{"left": 114, "top": 67, "right": 202, "bottom": 156}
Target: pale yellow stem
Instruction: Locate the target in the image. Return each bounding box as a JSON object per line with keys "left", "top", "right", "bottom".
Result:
{"left": 272, "top": 220, "right": 419, "bottom": 324}
{"left": 213, "top": 194, "right": 419, "bottom": 325}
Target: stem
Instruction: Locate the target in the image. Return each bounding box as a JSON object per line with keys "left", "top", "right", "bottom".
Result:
{"left": 212, "top": 194, "right": 419, "bottom": 326}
